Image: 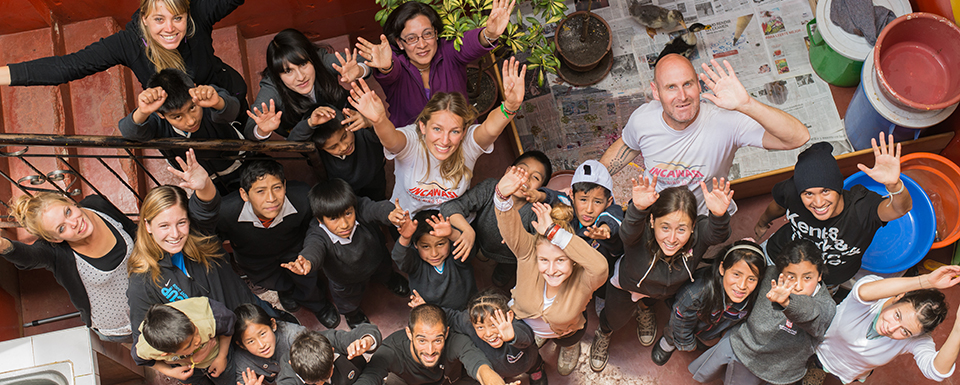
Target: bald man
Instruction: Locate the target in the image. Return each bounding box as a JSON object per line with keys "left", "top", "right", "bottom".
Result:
{"left": 600, "top": 54, "right": 809, "bottom": 215}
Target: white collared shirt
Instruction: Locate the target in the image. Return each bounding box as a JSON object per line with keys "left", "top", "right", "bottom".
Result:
{"left": 319, "top": 220, "right": 359, "bottom": 244}
{"left": 237, "top": 197, "right": 298, "bottom": 229}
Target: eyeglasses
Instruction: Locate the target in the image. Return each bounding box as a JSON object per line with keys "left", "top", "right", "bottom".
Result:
{"left": 401, "top": 29, "right": 437, "bottom": 45}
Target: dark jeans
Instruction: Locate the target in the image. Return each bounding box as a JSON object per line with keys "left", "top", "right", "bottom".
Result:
{"left": 598, "top": 281, "right": 657, "bottom": 333}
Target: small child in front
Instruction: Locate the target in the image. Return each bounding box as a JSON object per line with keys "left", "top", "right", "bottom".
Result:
{"left": 283, "top": 178, "right": 407, "bottom": 328}
{"left": 131, "top": 297, "right": 236, "bottom": 385}
{"left": 393, "top": 210, "right": 477, "bottom": 310}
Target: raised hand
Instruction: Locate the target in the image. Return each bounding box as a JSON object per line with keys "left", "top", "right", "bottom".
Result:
{"left": 388, "top": 199, "right": 408, "bottom": 228}
{"left": 484, "top": 0, "right": 517, "bottom": 39}
{"left": 398, "top": 213, "right": 417, "bottom": 240}
{"left": 924, "top": 265, "right": 960, "bottom": 290}
{"left": 333, "top": 48, "right": 364, "bottom": 83}
{"left": 452, "top": 225, "right": 475, "bottom": 262}
{"left": 346, "top": 335, "right": 376, "bottom": 359}
{"left": 699, "top": 59, "right": 750, "bottom": 111}
{"left": 500, "top": 57, "right": 526, "bottom": 111}
{"left": 701, "top": 177, "right": 733, "bottom": 217}
{"left": 308, "top": 106, "right": 337, "bottom": 127}
{"left": 490, "top": 308, "right": 515, "bottom": 343}
{"left": 190, "top": 85, "right": 223, "bottom": 109}
{"left": 280, "top": 255, "right": 312, "bottom": 276}
{"left": 348, "top": 79, "right": 387, "bottom": 125}
{"left": 247, "top": 100, "right": 283, "bottom": 136}
{"left": 496, "top": 166, "right": 528, "bottom": 199}
{"left": 168, "top": 149, "right": 209, "bottom": 192}
{"left": 408, "top": 289, "right": 426, "bottom": 308}
{"left": 530, "top": 202, "right": 554, "bottom": 236}
{"left": 356, "top": 35, "right": 394, "bottom": 70}
{"left": 857, "top": 133, "right": 902, "bottom": 187}
{"left": 426, "top": 214, "right": 452, "bottom": 238}
{"left": 631, "top": 175, "right": 659, "bottom": 211}
{"left": 584, "top": 224, "right": 611, "bottom": 240}
{"left": 238, "top": 368, "right": 264, "bottom": 385}
{"left": 766, "top": 273, "right": 797, "bottom": 307}
{"left": 342, "top": 108, "right": 370, "bottom": 132}
{"left": 137, "top": 87, "right": 167, "bottom": 116}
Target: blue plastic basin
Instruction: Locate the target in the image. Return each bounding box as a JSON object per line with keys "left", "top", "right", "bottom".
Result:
{"left": 843, "top": 172, "right": 935, "bottom": 273}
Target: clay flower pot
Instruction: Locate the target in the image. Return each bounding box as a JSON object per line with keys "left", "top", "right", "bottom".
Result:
{"left": 555, "top": 11, "right": 612, "bottom": 72}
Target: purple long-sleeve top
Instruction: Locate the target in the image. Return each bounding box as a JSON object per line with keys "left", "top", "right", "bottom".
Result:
{"left": 374, "top": 28, "right": 495, "bottom": 127}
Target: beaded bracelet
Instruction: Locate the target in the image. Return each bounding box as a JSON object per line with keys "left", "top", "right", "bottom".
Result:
{"left": 494, "top": 184, "right": 509, "bottom": 201}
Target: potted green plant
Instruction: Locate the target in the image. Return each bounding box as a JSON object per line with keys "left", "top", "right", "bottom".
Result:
{"left": 374, "top": 0, "right": 566, "bottom": 86}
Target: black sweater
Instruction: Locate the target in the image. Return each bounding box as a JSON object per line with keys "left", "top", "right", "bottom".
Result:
{"left": 118, "top": 85, "right": 243, "bottom": 176}
{"left": 617, "top": 203, "right": 730, "bottom": 299}
{"left": 392, "top": 240, "right": 477, "bottom": 310}
{"left": 1, "top": 195, "right": 135, "bottom": 327}
{"left": 196, "top": 181, "right": 313, "bottom": 271}
{"left": 299, "top": 197, "right": 393, "bottom": 284}
{"left": 8, "top": 0, "right": 247, "bottom": 101}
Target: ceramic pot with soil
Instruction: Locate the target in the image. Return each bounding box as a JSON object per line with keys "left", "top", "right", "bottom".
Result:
{"left": 466, "top": 66, "right": 499, "bottom": 116}
{"left": 555, "top": 11, "right": 612, "bottom": 72}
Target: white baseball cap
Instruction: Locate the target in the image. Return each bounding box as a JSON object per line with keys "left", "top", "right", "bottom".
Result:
{"left": 571, "top": 160, "right": 613, "bottom": 193}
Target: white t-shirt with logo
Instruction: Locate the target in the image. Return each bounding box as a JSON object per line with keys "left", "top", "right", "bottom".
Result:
{"left": 621, "top": 100, "right": 765, "bottom": 215}
{"left": 386, "top": 123, "right": 493, "bottom": 215}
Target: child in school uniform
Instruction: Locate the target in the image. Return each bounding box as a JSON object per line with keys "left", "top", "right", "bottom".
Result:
{"left": 393, "top": 210, "right": 477, "bottom": 310}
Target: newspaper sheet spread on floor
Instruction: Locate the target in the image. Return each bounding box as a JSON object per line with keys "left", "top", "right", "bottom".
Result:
{"left": 512, "top": 0, "right": 851, "bottom": 203}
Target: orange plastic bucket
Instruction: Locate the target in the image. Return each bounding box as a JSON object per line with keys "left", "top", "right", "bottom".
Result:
{"left": 901, "top": 152, "right": 960, "bottom": 248}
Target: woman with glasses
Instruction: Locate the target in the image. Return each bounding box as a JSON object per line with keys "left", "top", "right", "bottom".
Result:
{"left": 356, "top": 0, "right": 516, "bottom": 127}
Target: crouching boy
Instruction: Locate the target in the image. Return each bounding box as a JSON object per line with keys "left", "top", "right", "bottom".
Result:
{"left": 131, "top": 297, "right": 236, "bottom": 385}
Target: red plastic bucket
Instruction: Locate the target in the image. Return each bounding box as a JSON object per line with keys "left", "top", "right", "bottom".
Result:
{"left": 874, "top": 13, "right": 960, "bottom": 111}
{"left": 900, "top": 152, "right": 960, "bottom": 248}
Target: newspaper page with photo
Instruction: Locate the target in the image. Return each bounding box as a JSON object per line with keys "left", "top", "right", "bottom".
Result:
{"left": 511, "top": 0, "right": 847, "bottom": 204}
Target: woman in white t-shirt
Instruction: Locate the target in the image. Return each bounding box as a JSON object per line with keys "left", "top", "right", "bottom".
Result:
{"left": 810, "top": 265, "right": 960, "bottom": 384}
{"left": 348, "top": 57, "right": 526, "bottom": 215}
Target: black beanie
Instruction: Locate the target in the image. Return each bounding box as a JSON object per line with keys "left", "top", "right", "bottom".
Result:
{"left": 793, "top": 142, "right": 843, "bottom": 195}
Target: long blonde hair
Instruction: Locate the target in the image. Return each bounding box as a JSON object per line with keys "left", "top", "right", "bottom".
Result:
{"left": 415, "top": 92, "right": 478, "bottom": 188}
{"left": 9, "top": 192, "right": 76, "bottom": 242}
{"left": 128, "top": 185, "right": 222, "bottom": 285}
{"left": 138, "top": 0, "right": 196, "bottom": 73}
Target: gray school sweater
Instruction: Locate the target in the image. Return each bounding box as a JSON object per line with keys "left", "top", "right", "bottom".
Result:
{"left": 730, "top": 269, "right": 836, "bottom": 384}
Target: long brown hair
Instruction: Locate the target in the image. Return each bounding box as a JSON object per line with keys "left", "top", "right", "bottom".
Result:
{"left": 138, "top": 0, "right": 196, "bottom": 73}
{"left": 9, "top": 192, "right": 76, "bottom": 242}
{"left": 128, "top": 185, "right": 222, "bottom": 285}
{"left": 415, "top": 92, "right": 478, "bottom": 188}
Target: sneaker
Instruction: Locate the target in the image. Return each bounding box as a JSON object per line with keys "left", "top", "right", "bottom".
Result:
{"left": 802, "top": 365, "right": 826, "bottom": 385}
{"left": 636, "top": 306, "right": 657, "bottom": 347}
{"left": 528, "top": 367, "right": 548, "bottom": 385}
{"left": 534, "top": 335, "right": 546, "bottom": 349}
{"left": 589, "top": 329, "right": 612, "bottom": 372}
{"left": 278, "top": 290, "right": 300, "bottom": 313}
{"left": 651, "top": 337, "right": 674, "bottom": 366}
{"left": 556, "top": 343, "right": 581, "bottom": 376}
{"left": 345, "top": 309, "right": 369, "bottom": 329}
